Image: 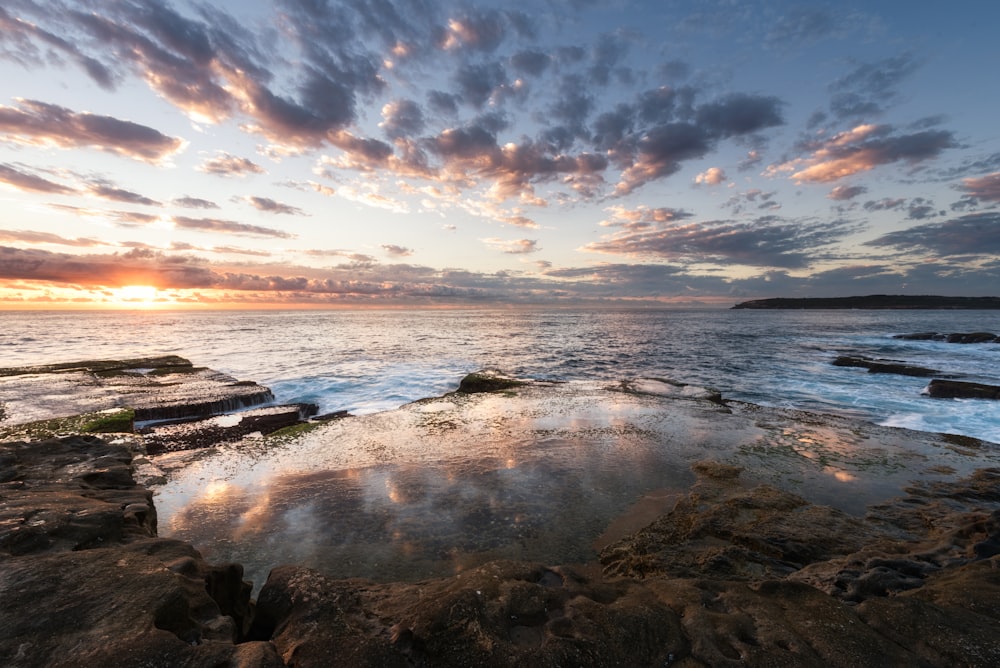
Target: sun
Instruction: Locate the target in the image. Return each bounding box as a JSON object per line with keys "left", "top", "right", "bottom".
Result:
{"left": 112, "top": 285, "right": 159, "bottom": 307}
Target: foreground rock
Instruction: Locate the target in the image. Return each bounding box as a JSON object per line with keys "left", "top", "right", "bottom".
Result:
{"left": 5, "top": 370, "right": 1000, "bottom": 666}
{"left": 250, "top": 462, "right": 1000, "bottom": 667}
{"left": 925, "top": 378, "right": 1000, "bottom": 400}
{"left": 0, "top": 435, "right": 282, "bottom": 667}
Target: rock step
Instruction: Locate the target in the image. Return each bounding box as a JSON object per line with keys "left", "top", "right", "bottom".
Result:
{"left": 141, "top": 403, "right": 319, "bottom": 454}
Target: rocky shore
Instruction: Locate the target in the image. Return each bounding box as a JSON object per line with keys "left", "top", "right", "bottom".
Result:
{"left": 2, "top": 358, "right": 1000, "bottom": 666}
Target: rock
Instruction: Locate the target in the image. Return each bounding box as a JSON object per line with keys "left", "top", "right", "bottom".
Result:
{"left": 254, "top": 561, "right": 685, "bottom": 667}
{"left": 731, "top": 295, "right": 1000, "bottom": 309}
{"left": 0, "top": 435, "right": 279, "bottom": 667}
{"left": 925, "top": 379, "right": 1000, "bottom": 400}
{"left": 141, "top": 403, "right": 319, "bottom": 454}
{"left": 457, "top": 369, "right": 525, "bottom": 393}
{"left": 945, "top": 332, "right": 998, "bottom": 343}
{"left": 600, "top": 465, "right": 872, "bottom": 581}
{"left": 894, "top": 332, "right": 999, "bottom": 343}
{"left": 0, "top": 356, "right": 275, "bottom": 430}
{"left": 832, "top": 356, "right": 941, "bottom": 377}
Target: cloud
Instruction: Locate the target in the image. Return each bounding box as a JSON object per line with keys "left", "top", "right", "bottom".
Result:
{"left": 47, "top": 204, "right": 160, "bottom": 226}
{"left": 0, "top": 163, "right": 76, "bottom": 195}
{"left": 695, "top": 93, "right": 784, "bottom": 139}
{"left": 244, "top": 196, "right": 306, "bottom": 215}
{"left": 301, "top": 249, "right": 377, "bottom": 263}
{"left": 510, "top": 50, "right": 550, "bottom": 76}
{"left": 765, "top": 7, "right": 842, "bottom": 49}
{"left": 600, "top": 205, "right": 694, "bottom": 231}
{"left": 172, "top": 196, "right": 220, "bottom": 209}
{"left": 381, "top": 244, "right": 413, "bottom": 257}
{"left": 483, "top": 237, "right": 539, "bottom": 254}
{"left": 866, "top": 212, "right": 1000, "bottom": 256}
{"left": 828, "top": 54, "right": 919, "bottom": 120}
{"left": 614, "top": 93, "right": 783, "bottom": 195}
{"left": 583, "top": 216, "right": 857, "bottom": 268}
{"left": 960, "top": 172, "right": 1000, "bottom": 202}
{"left": 85, "top": 180, "right": 161, "bottom": 206}
{"left": 723, "top": 189, "right": 779, "bottom": 214}
{"left": 0, "top": 99, "right": 184, "bottom": 162}
{"left": 502, "top": 215, "right": 539, "bottom": 229}
{"left": 0, "top": 230, "right": 101, "bottom": 247}
{"left": 695, "top": 167, "right": 727, "bottom": 185}
{"left": 828, "top": 184, "right": 868, "bottom": 200}
{"left": 0, "top": 246, "right": 218, "bottom": 289}
{"left": 771, "top": 124, "right": 956, "bottom": 183}
{"left": 197, "top": 152, "right": 265, "bottom": 176}
{"left": 172, "top": 216, "right": 294, "bottom": 239}
{"left": 379, "top": 99, "right": 425, "bottom": 139}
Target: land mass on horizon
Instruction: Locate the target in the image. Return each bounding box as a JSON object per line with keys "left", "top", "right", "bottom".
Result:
{"left": 731, "top": 295, "right": 1000, "bottom": 310}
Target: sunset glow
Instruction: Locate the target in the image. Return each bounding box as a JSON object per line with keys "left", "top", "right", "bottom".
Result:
{"left": 0, "top": 1, "right": 997, "bottom": 309}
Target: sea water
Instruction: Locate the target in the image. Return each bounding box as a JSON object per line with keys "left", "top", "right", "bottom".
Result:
{"left": 1, "top": 308, "right": 999, "bottom": 443}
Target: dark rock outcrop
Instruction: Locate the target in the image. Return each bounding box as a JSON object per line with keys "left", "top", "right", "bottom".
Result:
{"left": 732, "top": 295, "right": 1000, "bottom": 309}
{"left": 832, "top": 355, "right": 942, "bottom": 377}
{"left": 457, "top": 369, "right": 525, "bottom": 393}
{"left": 0, "top": 435, "right": 282, "bottom": 667}
{"left": 925, "top": 379, "right": 1000, "bottom": 400}
{"left": 894, "top": 331, "right": 999, "bottom": 343}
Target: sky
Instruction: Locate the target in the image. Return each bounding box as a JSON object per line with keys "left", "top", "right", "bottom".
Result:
{"left": 0, "top": 0, "right": 998, "bottom": 309}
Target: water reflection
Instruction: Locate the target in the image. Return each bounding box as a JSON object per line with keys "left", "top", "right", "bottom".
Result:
{"left": 162, "top": 434, "right": 696, "bottom": 589}
{"left": 154, "top": 384, "right": 995, "bottom": 592}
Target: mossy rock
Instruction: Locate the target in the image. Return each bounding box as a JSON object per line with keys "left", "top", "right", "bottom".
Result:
{"left": 0, "top": 409, "right": 135, "bottom": 442}
{"left": 457, "top": 371, "right": 525, "bottom": 394}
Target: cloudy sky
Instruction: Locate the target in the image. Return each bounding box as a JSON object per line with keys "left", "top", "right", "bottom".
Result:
{"left": 1, "top": 0, "right": 998, "bottom": 308}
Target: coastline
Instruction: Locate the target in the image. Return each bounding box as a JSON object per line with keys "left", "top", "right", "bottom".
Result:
{"left": 2, "top": 359, "right": 1000, "bottom": 666}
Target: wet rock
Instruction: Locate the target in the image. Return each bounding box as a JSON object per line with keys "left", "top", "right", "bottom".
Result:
{"left": 0, "top": 435, "right": 278, "bottom": 667}
{"left": 925, "top": 379, "right": 1000, "bottom": 400}
{"left": 0, "top": 356, "right": 274, "bottom": 429}
{"left": 832, "top": 355, "right": 942, "bottom": 377}
{"left": 457, "top": 369, "right": 526, "bottom": 393}
{"left": 255, "top": 561, "right": 685, "bottom": 667}
{"left": 600, "top": 465, "right": 872, "bottom": 581}
{"left": 141, "top": 403, "right": 319, "bottom": 454}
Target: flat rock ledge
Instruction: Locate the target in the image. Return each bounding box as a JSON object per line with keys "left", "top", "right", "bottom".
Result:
{"left": 0, "top": 356, "right": 275, "bottom": 427}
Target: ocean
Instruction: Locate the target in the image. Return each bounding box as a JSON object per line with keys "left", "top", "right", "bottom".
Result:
{"left": 2, "top": 308, "right": 999, "bottom": 443}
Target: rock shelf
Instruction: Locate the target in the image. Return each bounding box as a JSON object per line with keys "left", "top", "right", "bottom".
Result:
{"left": 2, "top": 361, "right": 1000, "bottom": 666}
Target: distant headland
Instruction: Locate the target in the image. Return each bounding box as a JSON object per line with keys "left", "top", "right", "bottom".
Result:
{"left": 731, "top": 295, "right": 1000, "bottom": 310}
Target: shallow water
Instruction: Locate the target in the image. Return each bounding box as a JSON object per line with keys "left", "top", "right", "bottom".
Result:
{"left": 148, "top": 381, "right": 1000, "bottom": 592}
